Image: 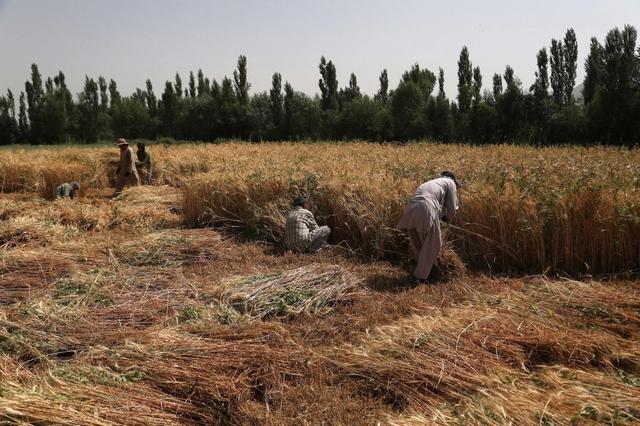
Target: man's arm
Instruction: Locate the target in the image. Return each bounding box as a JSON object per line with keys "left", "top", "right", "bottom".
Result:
{"left": 444, "top": 181, "right": 459, "bottom": 220}
{"left": 305, "top": 211, "right": 319, "bottom": 231}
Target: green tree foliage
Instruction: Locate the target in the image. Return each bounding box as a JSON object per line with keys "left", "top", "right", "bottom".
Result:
{"left": 4, "top": 25, "right": 639, "bottom": 146}
{"left": 269, "top": 72, "right": 283, "bottom": 137}
{"left": 233, "top": 55, "right": 250, "bottom": 106}
{"left": 76, "top": 77, "right": 100, "bottom": 142}
{"left": 532, "top": 48, "right": 549, "bottom": 100}
{"left": 174, "top": 73, "right": 183, "bottom": 98}
{"left": 188, "top": 71, "right": 196, "bottom": 98}
{"left": 563, "top": 28, "right": 578, "bottom": 104}
{"left": 98, "top": 77, "right": 109, "bottom": 111}
{"left": 318, "top": 56, "right": 339, "bottom": 110}
{"left": 341, "top": 73, "right": 362, "bottom": 104}
{"left": 457, "top": 46, "right": 473, "bottom": 112}
{"left": 145, "top": 80, "right": 157, "bottom": 117}
{"left": 18, "top": 92, "right": 28, "bottom": 141}
{"left": 0, "top": 90, "right": 19, "bottom": 144}
{"left": 583, "top": 38, "right": 605, "bottom": 104}
{"left": 472, "top": 66, "right": 482, "bottom": 107}
{"left": 25, "top": 63, "right": 44, "bottom": 144}
{"left": 284, "top": 82, "right": 321, "bottom": 140}
{"left": 374, "top": 69, "right": 389, "bottom": 104}
{"left": 550, "top": 39, "right": 565, "bottom": 105}
{"left": 108, "top": 79, "right": 121, "bottom": 106}
{"left": 196, "top": 69, "right": 209, "bottom": 97}
{"left": 492, "top": 73, "right": 503, "bottom": 99}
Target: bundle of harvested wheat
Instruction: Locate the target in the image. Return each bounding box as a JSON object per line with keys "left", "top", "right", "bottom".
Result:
{"left": 218, "top": 264, "right": 365, "bottom": 319}
{"left": 328, "top": 313, "right": 498, "bottom": 413}
{"left": 0, "top": 251, "right": 75, "bottom": 304}
{"left": 81, "top": 327, "right": 303, "bottom": 420}
{"left": 0, "top": 380, "right": 194, "bottom": 425}
{"left": 114, "top": 229, "right": 219, "bottom": 267}
{"left": 0, "top": 217, "right": 51, "bottom": 249}
{"left": 429, "top": 244, "right": 467, "bottom": 282}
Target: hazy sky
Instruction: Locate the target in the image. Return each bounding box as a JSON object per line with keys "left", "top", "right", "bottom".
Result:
{"left": 1, "top": 0, "right": 638, "bottom": 100}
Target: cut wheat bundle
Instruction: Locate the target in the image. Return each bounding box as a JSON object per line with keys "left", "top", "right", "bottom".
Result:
{"left": 218, "top": 264, "right": 366, "bottom": 319}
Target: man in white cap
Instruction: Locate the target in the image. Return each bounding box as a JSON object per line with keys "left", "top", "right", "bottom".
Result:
{"left": 398, "top": 171, "right": 459, "bottom": 283}
{"left": 114, "top": 138, "right": 140, "bottom": 196}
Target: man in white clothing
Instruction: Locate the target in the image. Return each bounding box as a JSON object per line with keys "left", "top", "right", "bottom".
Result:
{"left": 397, "top": 171, "right": 459, "bottom": 282}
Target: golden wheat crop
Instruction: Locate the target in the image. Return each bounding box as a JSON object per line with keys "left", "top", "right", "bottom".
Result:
{"left": 2, "top": 142, "right": 638, "bottom": 275}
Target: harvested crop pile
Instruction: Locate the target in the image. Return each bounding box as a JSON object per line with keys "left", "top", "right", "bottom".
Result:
{"left": 0, "top": 379, "right": 194, "bottom": 426}
{"left": 0, "top": 217, "right": 50, "bottom": 249}
{"left": 115, "top": 229, "right": 219, "bottom": 267}
{"left": 429, "top": 243, "right": 466, "bottom": 282}
{"left": 0, "top": 251, "right": 75, "bottom": 304}
{"left": 80, "top": 327, "right": 304, "bottom": 422}
{"left": 218, "top": 264, "right": 365, "bottom": 319}
{"left": 328, "top": 313, "right": 500, "bottom": 412}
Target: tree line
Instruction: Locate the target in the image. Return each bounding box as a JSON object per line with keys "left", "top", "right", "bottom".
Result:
{"left": 0, "top": 25, "right": 639, "bottom": 147}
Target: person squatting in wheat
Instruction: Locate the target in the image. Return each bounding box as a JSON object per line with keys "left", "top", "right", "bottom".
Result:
{"left": 54, "top": 181, "right": 80, "bottom": 199}
{"left": 285, "top": 195, "right": 331, "bottom": 253}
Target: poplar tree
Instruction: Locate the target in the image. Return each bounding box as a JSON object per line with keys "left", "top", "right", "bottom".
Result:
{"left": 532, "top": 48, "right": 549, "bottom": 100}
{"left": 563, "top": 28, "right": 578, "bottom": 104}
{"left": 233, "top": 55, "right": 250, "bottom": 105}
{"left": 583, "top": 37, "right": 604, "bottom": 104}
{"left": 437, "top": 68, "right": 445, "bottom": 98}
{"left": 492, "top": 74, "right": 503, "bottom": 99}
{"left": 18, "top": 92, "right": 28, "bottom": 140}
{"left": 550, "top": 39, "right": 565, "bottom": 105}
{"left": 269, "top": 72, "right": 283, "bottom": 132}
{"left": 145, "top": 79, "right": 157, "bottom": 116}
{"left": 25, "top": 64, "right": 44, "bottom": 143}
{"left": 188, "top": 71, "right": 196, "bottom": 98}
{"left": 98, "top": 76, "right": 109, "bottom": 111}
{"left": 318, "top": 56, "right": 338, "bottom": 110}
{"left": 174, "top": 73, "right": 183, "bottom": 98}
{"left": 472, "top": 66, "right": 482, "bottom": 107}
{"left": 375, "top": 69, "right": 389, "bottom": 104}
{"left": 343, "top": 73, "right": 361, "bottom": 102}
{"left": 77, "top": 76, "right": 100, "bottom": 142}
{"left": 457, "top": 46, "right": 473, "bottom": 111}
{"left": 197, "top": 69, "right": 209, "bottom": 97}
{"left": 161, "top": 81, "right": 177, "bottom": 136}
{"left": 283, "top": 81, "right": 294, "bottom": 138}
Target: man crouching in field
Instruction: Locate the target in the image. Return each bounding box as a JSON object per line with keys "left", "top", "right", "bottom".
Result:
{"left": 398, "top": 171, "right": 459, "bottom": 283}
{"left": 114, "top": 138, "right": 140, "bottom": 196}
{"left": 54, "top": 181, "right": 80, "bottom": 199}
{"left": 285, "top": 196, "right": 331, "bottom": 253}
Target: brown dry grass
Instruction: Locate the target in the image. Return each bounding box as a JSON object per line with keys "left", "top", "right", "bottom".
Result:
{"left": 1, "top": 143, "right": 639, "bottom": 425}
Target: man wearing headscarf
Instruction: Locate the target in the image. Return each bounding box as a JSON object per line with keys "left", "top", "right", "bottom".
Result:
{"left": 54, "top": 181, "right": 80, "bottom": 199}
{"left": 114, "top": 138, "right": 140, "bottom": 196}
{"left": 398, "top": 171, "right": 460, "bottom": 282}
{"left": 285, "top": 196, "right": 331, "bottom": 253}
{"left": 135, "top": 142, "right": 153, "bottom": 185}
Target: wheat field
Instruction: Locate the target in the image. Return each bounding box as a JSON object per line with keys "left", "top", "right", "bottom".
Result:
{"left": 0, "top": 142, "right": 639, "bottom": 424}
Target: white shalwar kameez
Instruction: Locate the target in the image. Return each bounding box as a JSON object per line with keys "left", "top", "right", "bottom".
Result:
{"left": 397, "top": 177, "right": 459, "bottom": 280}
